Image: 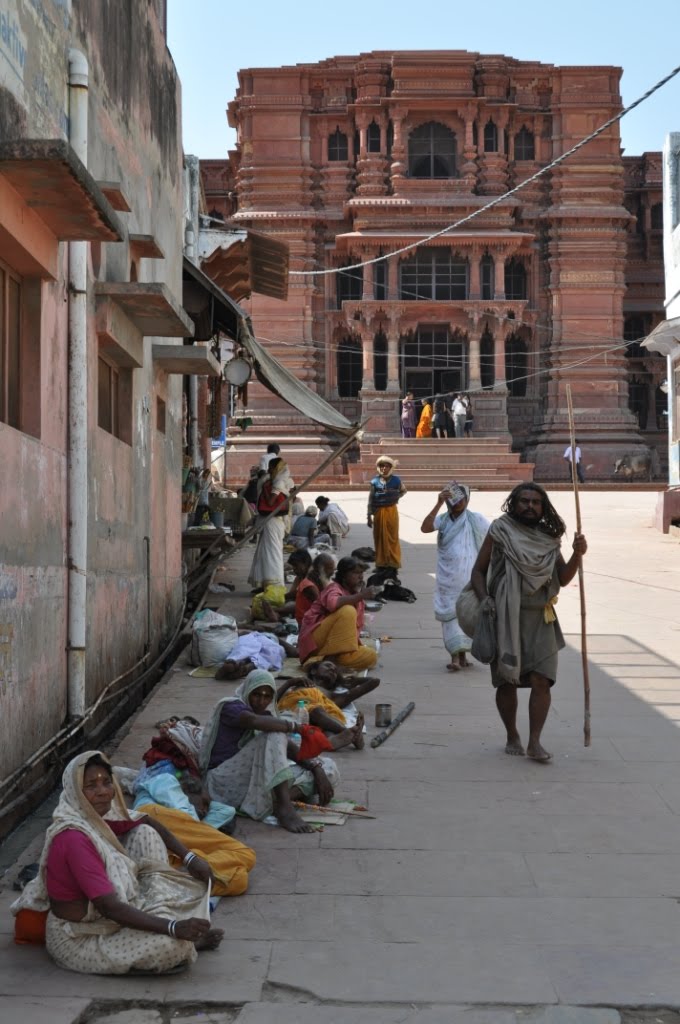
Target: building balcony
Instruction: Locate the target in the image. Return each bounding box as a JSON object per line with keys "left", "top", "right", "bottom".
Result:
{"left": 331, "top": 297, "right": 533, "bottom": 332}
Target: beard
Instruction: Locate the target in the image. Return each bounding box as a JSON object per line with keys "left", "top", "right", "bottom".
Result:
{"left": 514, "top": 509, "right": 541, "bottom": 527}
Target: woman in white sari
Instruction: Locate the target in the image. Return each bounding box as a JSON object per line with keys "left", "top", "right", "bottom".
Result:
{"left": 247, "top": 457, "right": 294, "bottom": 591}
{"left": 421, "top": 483, "right": 490, "bottom": 672}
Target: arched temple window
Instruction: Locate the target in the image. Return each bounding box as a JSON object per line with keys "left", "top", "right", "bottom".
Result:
{"left": 480, "top": 328, "right": 495, "bottom": 389}
{"left": 374, "top": 332, "right": 388, "bottom": 391}
{"left": 367, "top": 121, "right": 381, "bottom": 153}
{"left": 505, "top": 333, "right": 528, "bottom": 397}
{"left": 399, "top": 247, "right": 468, "bottom": 301}
{"left": 651, "top": 202, "right": 663, "bottom": 230}
{"left": 480, "top": 253, "right": 495, "bottom": 300}
{"left": 336, "top": 262, "right": 363, "bottom": 308}
{"left": 337, "top": 337, "right": 362, "bottom": 398}
{"left": 504, "top": 258, "right": 527, "bottom": 300}
{"left": 408, "top": 122, "right": 457, "bottom": 178}
{"left": 514, "top": 126, "right": 535, "bottom": 161}
{"left": 483, "top": 120, "right": 498, "bottom": 153}
{"left": 328, "top": 129, "right": 348, "bottom": 162}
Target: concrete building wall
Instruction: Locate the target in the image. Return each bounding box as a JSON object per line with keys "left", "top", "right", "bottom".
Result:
{"left": 0, "top": 1, "right": 185, "bottom": 789}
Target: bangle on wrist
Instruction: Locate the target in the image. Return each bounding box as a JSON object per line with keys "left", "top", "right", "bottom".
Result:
{"left": 167, "top": 918, "right": 177, "bottom": 937}
{"left": 183, "top": 851, "right": 196, "bottom": 867}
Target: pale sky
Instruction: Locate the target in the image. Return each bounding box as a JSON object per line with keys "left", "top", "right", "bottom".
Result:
{"left": 168, "top": 0, "right": 680, "bottom": 161}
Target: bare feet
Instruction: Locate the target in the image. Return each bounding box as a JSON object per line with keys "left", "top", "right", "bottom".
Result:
{"left": 328, "top": 726, "right": 358, "bottom": 752}
{"left": 195, "top": 928, "right": 225, "bottom": 951}
{"left": 458, "top": 653, "right": 471, "bottom": 669}
{"left": 352, "top": 711, "right": 365, "bottom": 750}
{"left": 276, "top": 806, "right": 316, "bottom": 834}
{"left": 505, "top": 735, "right": 525, "bottom": 756}
{"left": 446, "top": 661, "right": 460, "bottom": 673}
{"left": 526, "top": 741, "right": 552, "bottom": 763}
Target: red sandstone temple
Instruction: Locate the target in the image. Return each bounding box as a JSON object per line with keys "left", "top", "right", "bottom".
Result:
{"left": 202, "top": 50, "right": 665, "bottom": 483}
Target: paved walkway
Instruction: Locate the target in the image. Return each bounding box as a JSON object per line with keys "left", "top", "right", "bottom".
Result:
{"left": 2, "top": 490, "right": 680, "bottom": 1024}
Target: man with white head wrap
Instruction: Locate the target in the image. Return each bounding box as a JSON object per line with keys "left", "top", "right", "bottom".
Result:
{"left": 420, "top": 482, "right": 490, "bottom": 672}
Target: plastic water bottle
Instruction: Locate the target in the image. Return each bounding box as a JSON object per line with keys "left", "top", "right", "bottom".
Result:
{"left": 294, "top": 700, "right": 309, "bottom": 728}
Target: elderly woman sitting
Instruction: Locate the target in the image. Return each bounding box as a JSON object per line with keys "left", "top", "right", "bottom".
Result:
{"left": 297, "top": 556, "right": 379, "bottom": 671}
{"left": 201, "top": 670, "right": 346, "bottom": 834}
{"left": 12, "top": 751, "right": 222, "bottom": 975}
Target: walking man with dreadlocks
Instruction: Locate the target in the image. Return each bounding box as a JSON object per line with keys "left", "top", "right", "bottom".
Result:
{"left": 470, "top": 484, "right": 587, "bottom": 762}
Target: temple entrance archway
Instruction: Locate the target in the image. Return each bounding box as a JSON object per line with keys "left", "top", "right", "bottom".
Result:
{"left": 400, "top": 326, "right": 467, "bottom": 400}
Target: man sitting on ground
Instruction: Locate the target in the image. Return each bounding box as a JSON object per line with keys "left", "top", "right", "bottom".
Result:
{"left": 287, "top": 505, "right": 327, "bottom": 550}
{"left": 315, "top": 496, "right": 350, "bottom": 550}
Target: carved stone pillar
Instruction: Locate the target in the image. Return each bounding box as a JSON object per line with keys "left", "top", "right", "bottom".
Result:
{"left": 361, "top": 328, "right": 375, "bottom": 391}
{"left": 495, "top": 333, "right": 507, "bottom": 388}
{"left": 387, "top": 257, "right": 399, "bottom": 300}
{"left": 362, "top": 258, "right": 374, "bottom": 301}
{"left": 495, "top": 256, "right": 506, "bottom": 300}
{"left": 387, "top": 318, "right": 400, "bottom": 389}
{"left": 469, "top": 329, "right": 482, "bottom": 390}
{"left": 390, "top": 114, "right": 406, "bottom": 190}
{"left": 462, "top": 107, "right": 478, "bottom": 189}
{"left": 469, "top": 248, "right": 481, "bottom": 300}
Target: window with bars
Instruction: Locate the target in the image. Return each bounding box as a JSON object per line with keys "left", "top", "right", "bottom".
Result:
{"left": 0, "top": 263, "right": 21, "bottom": 430}
{"left": 373, "top": 259, "right": 388, "bottom": 300}
{"left": 504, "top": 258, "right": 527, "bottom": 300}
{"left": 336, "top": 263, "right": 363, "bottom": 307}
{"left": 624, "top": 314, "right": 648, "bottom": 358}
{"left": 483, "top": 120, "right": 498, "bottom": 153}
{"left": 367, "top": 121, "right": 381, "bottom": 153}
{"left": 328, "top": 129, "right": 348, "bottom": 161}
{"left": 374, "top": 332, "right": 387, "bottom": 391}
{"left": 505, "top": 334, "right": 528, "bottom": 396}
{"left": 514, "top": 126, "right": 535, "bottom": 161}
{"left": 408, "top": 122, "right": 457, "bottom": 178}
{"left": 651, "top": 203, "right": 663, "bottom": 230}
{"left": 399, "top": 248, "right": 468, "bottom": 301}
{"left": 337, "top": 337, "right": 362, "bottom": 397}
{"left": 480, "top": 254, "right": 495, "bottom": 300}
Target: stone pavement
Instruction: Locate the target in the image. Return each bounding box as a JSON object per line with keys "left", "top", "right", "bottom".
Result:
{"left": 2, "top": 490, "right": 680, "bottom": 1024}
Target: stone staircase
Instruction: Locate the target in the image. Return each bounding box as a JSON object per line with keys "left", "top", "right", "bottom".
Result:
{"left": 349, "top": 437, "right": 535, "bottom": 490}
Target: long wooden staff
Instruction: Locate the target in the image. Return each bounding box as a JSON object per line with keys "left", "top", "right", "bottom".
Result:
{"left": 565, "top": 384, "right": 591, "bottom": 746}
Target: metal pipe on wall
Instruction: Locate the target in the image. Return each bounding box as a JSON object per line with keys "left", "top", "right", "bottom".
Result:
{"left": 67, "top": 48, "right": 89, "bottom": 719}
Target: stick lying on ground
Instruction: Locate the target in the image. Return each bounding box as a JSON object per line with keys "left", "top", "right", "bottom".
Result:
{"left": 292, "top": 801, "right": 376, "bottom": 819}
{"left": 370, "top": 702, "right": 416, "bottom": 748}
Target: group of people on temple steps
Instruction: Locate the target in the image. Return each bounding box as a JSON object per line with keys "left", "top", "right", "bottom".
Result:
{"left": 401, "top": 391, "right": 473, "bottom": 439}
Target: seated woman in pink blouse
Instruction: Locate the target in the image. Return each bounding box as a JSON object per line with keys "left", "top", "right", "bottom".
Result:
{"left": 12, "top": 751, "right": 222, "bottom": 975}
{"left": 297, "top": 556, "right": 379, "bottom": 671}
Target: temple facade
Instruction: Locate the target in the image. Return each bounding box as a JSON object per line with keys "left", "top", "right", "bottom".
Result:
{"left": 206, "top": 50, "right": 665, "bottom": 479}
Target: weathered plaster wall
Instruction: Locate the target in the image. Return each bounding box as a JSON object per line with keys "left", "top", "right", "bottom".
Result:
{"left": 0, "top": 0, "right": 185, "bottom": 784}
{"left": 72, "top": 0, "right": 185, "bottom": 703}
